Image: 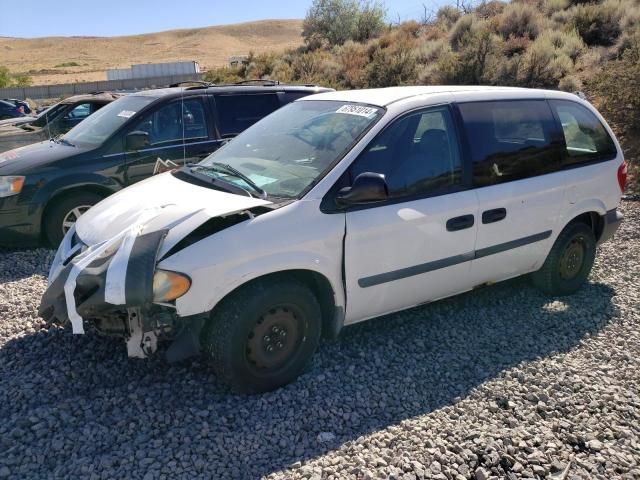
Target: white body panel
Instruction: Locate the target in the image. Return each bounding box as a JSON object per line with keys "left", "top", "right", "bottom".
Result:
{"left": 343, "top": 191, "right": 478, "bottom": 323}
{"left": 158, "top": 199, "right": 346, "bottom": 317}
{"left": 469, "top": 173, "right": 566, "bottom": 285}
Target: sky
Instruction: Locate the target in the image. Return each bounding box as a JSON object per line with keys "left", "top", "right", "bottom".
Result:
{"left": 0, "top": 0, "right": 453, "bottom": 38}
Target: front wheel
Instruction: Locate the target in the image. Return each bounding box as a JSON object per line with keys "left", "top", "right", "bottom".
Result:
{"left": 203, "top": 278, "right": 322, "bottom": 393}
{"left": 532, "top": 222, "right": 596, "bottom": 295}
{"left": 43, "top": 192, "right": 103, "bottom": 247}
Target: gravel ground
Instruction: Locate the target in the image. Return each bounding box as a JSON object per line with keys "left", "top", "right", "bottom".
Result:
{"left": 1, "top": 202, "right": 639, "bottom": 480}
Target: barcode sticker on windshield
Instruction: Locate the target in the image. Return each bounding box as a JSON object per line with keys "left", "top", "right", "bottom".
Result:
{"left": 117, "top": 110, "right": 136, "bottom": 118}
{"left": 336, "top": 105, "right": 378, "bottom": 118}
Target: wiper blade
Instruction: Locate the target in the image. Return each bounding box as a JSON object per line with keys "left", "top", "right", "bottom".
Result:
{"left": 194, "top": 162, "right": 266, "bottom": 199}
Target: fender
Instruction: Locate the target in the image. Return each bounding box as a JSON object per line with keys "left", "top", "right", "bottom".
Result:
{"left": 172, "top": 248, "right": 346, "bottom": 318}
{"left": 31, "top": 172, "right": 122, "bottom": 211}
{"left": 561, "top": 197, "right": 607, "bottom": 226}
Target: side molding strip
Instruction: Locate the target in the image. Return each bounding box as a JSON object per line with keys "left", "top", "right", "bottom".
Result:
{"left": 358, "top": 230, "right": 552, "bottom": 288}
{"left": 474, "top": 230, "right": 552, "bottom": 259}
{"left": 358, "top": 252, "right": 475, "bottom": 288}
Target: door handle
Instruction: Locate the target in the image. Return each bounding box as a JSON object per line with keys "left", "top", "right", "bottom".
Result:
{"left": 482, "top": 208, "right": 507, "bottom": 224}
{"left": 446, "top": 214, "right": 475, "bottom": 232}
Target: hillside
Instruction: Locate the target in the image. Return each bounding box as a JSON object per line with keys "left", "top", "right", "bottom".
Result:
{"left": 0, "top": 19, "right": 303, "bottom": 85}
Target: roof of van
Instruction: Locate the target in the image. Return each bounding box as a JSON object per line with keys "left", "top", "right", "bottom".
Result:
{"left": 301, "top": 86, "right": 577, "bottom": 107}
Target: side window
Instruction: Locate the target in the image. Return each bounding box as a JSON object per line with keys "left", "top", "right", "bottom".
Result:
{"left": 130, "top": 98, "right": 208, "bottom": 147}
{"left": 64, "top": 103, "right": 92, "bottom": 121}
{"left": 351, "top": 106, "right": 462, "bottom": 198}
{"left": 548, "top": 100, "right": 617, "bottom": 165}
{"left": 458, "top": 100, "right": 561, "bottom": 187}
{"left": 214, "top": 94, "right": 280, "bottom": 137}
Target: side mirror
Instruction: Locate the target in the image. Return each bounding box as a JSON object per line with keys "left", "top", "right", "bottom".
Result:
{"left": 335, "top": 172, "right": 388, "bottom": 207}
{"left": 125, "top": 131, "right": 150, "bottom": 151}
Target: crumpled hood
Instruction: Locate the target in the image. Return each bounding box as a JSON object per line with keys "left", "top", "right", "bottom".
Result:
{"left": 76, "top": 171, "right": 272, "bottom": 255}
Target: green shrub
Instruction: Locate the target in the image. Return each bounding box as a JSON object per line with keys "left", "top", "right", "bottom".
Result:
{"left": 243, "top": 51, "right": 280, "bottom": 79}
{"left": 0, "top": 66, "right": 32, "bottom": 87}
{"left": 203, "top": 67, "right": 242, "bottom": 84}
{"left": 354, "top": 1, "right": 388, "bottom": 42}
{"left": 336, "top": 40, "right": 371, "bottom": 88}
{"left": 303, "top": 0, "right": 386, "bottom": 48}
{"left": 543, "top": 0, "right": 569, "bottom": 14}
{"left": 54, "top": 62, "right": 81, "bottom": 68}
{"left": 449, "top": 15, "right": 475, "bottom": 51}
{"left": 475, "top": 0, "right": 507, "bottom": 19}
{"left": 588, "top": 43, "right": 640, "bottom": 190}
{"left": 366, "top": 40, "right": 420, "bottom": 87}
{"left": 502, "top": 34, "right": 531, "bottom": 56}
{"left": 445, "top": 18, "right": 502, "bottom": 84}
{"left": 537, "top": 29, "right": 585, "bottom": 61}
{"left": 617, "top": 30, "right": 640, "bottom": 57}
{"left": 558, "top": 74, "right": 582, "bottom": 91}
{"left": 571, "top": 1, "right": 623, "bottom": 46}
{"left": 436, "top": 5, "right": 462, "bottom": 27}
{"left": 0, "top": 66, "right": 10, "bottom": 88}
{"left": 498, "top": 3, "right": 541, "bottom": 39}
{"left": 517, "top": 34, "right": 574, "bottom": 87}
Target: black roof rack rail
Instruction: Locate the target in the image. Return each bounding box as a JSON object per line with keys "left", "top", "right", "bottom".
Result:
{"left": 234, "top": 79, "right": 280, "bottom": 86}
{"left": 169, "top": 80, "right": 214, "bottom": 88}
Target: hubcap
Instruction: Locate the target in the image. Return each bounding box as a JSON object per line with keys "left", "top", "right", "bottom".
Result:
{"left": 559, "top": 236, "right": 586, "bottom": 280}
{"left": 61, "top": 205, "right": 92, "bottom": 235}
{"left": 246, "top": 305, "right": 303, "bottom": 372}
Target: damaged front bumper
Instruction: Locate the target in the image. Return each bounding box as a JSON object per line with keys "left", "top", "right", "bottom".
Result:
{"left": 39, "top": 224, "right": 203, "bottom": 361}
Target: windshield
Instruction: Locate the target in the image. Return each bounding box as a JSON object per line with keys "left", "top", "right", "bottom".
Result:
{"left": 198, "top": 100, "right": 383, "bottom": 198}
{"left": 63, "top": 95, "right": 155, "bottom": 148}
{"left": 30, "top": 103, "right": 67, "bottom": 128}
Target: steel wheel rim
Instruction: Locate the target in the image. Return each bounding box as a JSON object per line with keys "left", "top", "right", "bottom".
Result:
{"left": 559, "top": 236, "right": 586, "bottom": 280}
{"left": 61, "top": 205, "right": 92, "bottom": 235}
{"left": 245, "top": 304, "right": 304, "bottom": 374}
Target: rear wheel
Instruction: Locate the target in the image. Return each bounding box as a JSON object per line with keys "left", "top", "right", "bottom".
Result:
{"left": 532, "top": 222, "right": 596, "bottom": 295}
{"left": 203, "top": 278, "right": 322, "bottom": 393}
{"left": 43, "top": 192, "right": 103, "bottom": 247}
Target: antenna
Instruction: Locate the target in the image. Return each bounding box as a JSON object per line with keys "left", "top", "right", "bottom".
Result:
{"left": 181, "top": 87, "right": 186, "bottom": 164}
{"left": 45, "top": 105, "right": 52, "bottom": 142}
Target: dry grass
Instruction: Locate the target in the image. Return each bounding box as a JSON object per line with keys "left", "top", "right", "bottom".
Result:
{"left": 0, "top": 19, "right": 303, "bottom": 85}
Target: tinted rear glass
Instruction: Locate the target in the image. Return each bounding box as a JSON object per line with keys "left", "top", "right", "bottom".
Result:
{"left": 548, "top": 100, "right": 617, "bottom": 165}
{"left": 214, "top": 93, "right": 281, "bottom": 137}
{"left": 458, "top": 100, "right": 561, "bottom": 187}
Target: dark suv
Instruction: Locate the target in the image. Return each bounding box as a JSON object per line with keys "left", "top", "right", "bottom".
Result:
{"left": 0, "top": 83, "right": 332, "bottom": 246}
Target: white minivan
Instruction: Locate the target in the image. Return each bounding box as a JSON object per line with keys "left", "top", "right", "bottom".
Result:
{"left": 40, "top": 86, "right": 626, "bottom": 392}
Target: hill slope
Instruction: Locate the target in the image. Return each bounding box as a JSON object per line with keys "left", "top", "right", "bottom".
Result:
{"left": 0, "top": 19, "right": 303, "bottom": 85}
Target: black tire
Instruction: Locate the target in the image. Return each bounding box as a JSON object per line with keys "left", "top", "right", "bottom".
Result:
{"left": 203, "top": 278, "right": 322, "bottom": 394}
{"left": 43, "top": 192, "right": 103, "bottom": 247}
{"left": 532, "top": 222, "right": 596, "bottom": 296}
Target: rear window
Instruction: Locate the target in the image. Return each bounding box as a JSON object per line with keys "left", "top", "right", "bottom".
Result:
{"left": 458, "top": 100, "right": 561, "bottom": 187}
{"left": 214, "top": 93, "right": 281, "bottom": 137}
{"left": 548, "top": 100, "right": 617, "bottom": 165}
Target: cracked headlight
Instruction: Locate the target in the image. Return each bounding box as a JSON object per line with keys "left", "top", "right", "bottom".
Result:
{"left": 0, "top": 176, "right": 25, "bottom": 198}
{"left": 153, "top": 270, "right": 191, "bottom": 302}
